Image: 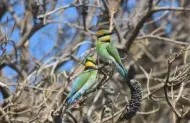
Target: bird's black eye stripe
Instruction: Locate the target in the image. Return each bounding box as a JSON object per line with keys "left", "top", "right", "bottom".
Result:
{"left": 97, "top": 32, "right": 113, "bottom": 38}
{"left": 101, "top": 40, "right": 110, "bottom": 42}
{"left": 86, "top": 59, "right": 96, "bottom": 65}
{"left": 85, "top": 66, "right": 96, "bottom": 70}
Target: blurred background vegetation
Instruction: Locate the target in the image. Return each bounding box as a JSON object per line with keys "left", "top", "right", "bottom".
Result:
{"left": 0, "top": 0, "right": 190, "bottom": 122}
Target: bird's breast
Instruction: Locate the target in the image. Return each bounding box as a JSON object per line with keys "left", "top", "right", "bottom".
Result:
{"left": 96, "top": 44, "right": 113, "bottom": 63}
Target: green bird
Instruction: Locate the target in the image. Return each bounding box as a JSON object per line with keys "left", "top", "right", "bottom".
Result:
{"left": 67, "top": 57, "right": 98, "bottom": 104}
{"left": 96, "top": 29, "right": 127, "bottom": 80}
{"left": 96, "top": 30, "right": 143, "bottom": 120}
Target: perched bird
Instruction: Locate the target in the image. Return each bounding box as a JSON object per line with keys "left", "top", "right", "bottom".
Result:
{"left": 96, "top": 30, "right": 142, "bottom": 120}
{"left": 96, "top": 29, "right": 127, "bottom": 80}
{"left": 67, "top": 57, "right": 98, "bottom": 104}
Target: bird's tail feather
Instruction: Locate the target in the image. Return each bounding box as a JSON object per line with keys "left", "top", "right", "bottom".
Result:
{"left": 67, "top": 92, "right": 81, "bottom": 104}
{"left": 67, "top": 97, "right": 73, "bottom": 104}
{"left": 114, "top": 62, "right": 128, "bottom": 80}
{"left": 117, "top": 66, "right": 142, "bottom": 121}
{"left": 115, "top": 62, "right": 137, "bottom": 89}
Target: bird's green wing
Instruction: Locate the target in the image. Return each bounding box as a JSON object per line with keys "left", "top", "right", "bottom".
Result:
{"left": 77, "top": 70, "right": 98, "bottom": 93}
{"left": 68, "top": 70, "right": 98, "bottom": 103}
{"left": 68, "top": 70, "right": 91, "bottom": 98}
{"left": 106, "top": 43, "right": 123, "bottom": 66}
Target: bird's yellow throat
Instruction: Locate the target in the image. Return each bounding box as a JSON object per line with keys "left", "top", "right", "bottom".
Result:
{"left": 98, "top": 35, "right": 111, "bottom": 42}
{"left": 85, "top": 61, "right": 96, "bottom": 69}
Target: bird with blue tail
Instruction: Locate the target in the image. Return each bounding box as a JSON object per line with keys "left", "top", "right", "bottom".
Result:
{"left": 96, "top": 29, "right": 128, "bottom": 81}
{"left": 66, "top": 56, "right": 98, "bottom": 104}
{"left": 96, "top": 29, "right": 142, "bottom": 120}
